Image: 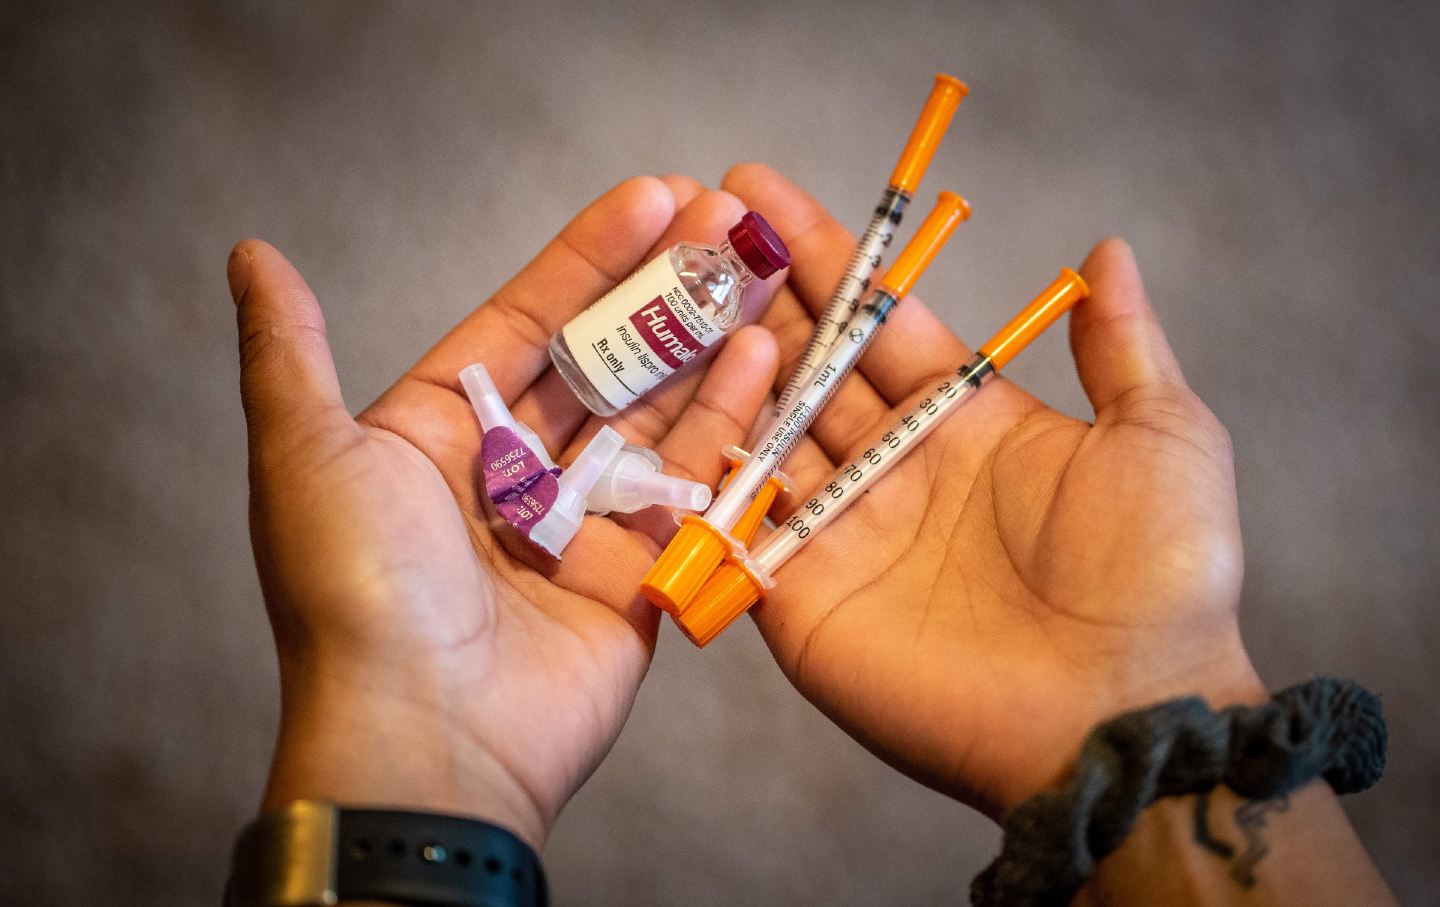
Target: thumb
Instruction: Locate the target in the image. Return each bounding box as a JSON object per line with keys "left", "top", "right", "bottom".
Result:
{"left": 1069, "top": 238, "right": 1188, "bottom": 414}
{"left": 228, "top": 240, "right": 349, "bottom": 446}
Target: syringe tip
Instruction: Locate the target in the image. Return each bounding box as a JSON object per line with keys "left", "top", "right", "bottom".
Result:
{"left": 637, "top": 469, "right": 713, "bottom": 511}
{"left": 1059, "top": 266, "right": 1089, "bottom": 296}
{"left": 562, "top": 426, "right": 625, "bottom": 494}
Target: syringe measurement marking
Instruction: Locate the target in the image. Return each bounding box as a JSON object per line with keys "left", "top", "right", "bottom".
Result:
{"left": 797, "top": 220, "right": 890, "bottom": 370}
{"left": 834, "top": 222, "right": 896, "bottom": 328}
{"left": 778, "top": 191, "right": 905, "bottom": 413}
{"left": 830, "top": 220, "right": 896, "bottom": 322}
{"left": 711, "top": 300, "right": 891, "bottom": 527}
{"left": 776, "top": 374, "right": 968, "bottom": 544}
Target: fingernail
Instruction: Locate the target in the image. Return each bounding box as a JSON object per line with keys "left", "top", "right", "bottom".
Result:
{"left": 227, "top": 241, "right": 255, "bottom": 305}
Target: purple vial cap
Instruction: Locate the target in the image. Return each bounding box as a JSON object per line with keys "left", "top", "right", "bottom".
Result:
{"left": 727, "top": 211, "right": 790, "bottom": 279}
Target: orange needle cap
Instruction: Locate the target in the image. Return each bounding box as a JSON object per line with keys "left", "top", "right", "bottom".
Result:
{"left": 878, "top": 191, "right": 971, "bottom": 300}
{"left": 978, "top": 268, "right": 1090, "bottom": 370}
{"left": 888, "top": 74, "right": 969, "bottom": 195}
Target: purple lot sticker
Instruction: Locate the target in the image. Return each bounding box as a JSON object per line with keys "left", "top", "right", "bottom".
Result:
{"left": 480, "top": 426, "right": 564, "bottom": 541}
{"left": 494, "top": 471, "right": 558, "bottom": 538}
{"left": 481, "top": 427, "right": 550, "bottom": 501}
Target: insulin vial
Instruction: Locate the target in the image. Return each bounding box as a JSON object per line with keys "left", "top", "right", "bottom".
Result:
{"left": 549, "top": 211, "right": 790, "bottom": 416}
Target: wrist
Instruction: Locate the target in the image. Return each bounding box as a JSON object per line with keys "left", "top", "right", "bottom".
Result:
{"left": 1075, "top": 782, "right": 1395, "bottom": 906}
{"left": 227, "top": 799, "right": 548, "bottom": 907}
{"left": 263, "top": 659, "right": 548, "bottom": 851}
{"left": 975, "top": 677, "right": 1390, "bottom": 905}
{"left": 996, "top": 639, "right": 1267, "bottom": 815}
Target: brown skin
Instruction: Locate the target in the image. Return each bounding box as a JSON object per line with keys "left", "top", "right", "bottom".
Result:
{"left": 719, "top": 165, "right": 1392, "bottom": 904}
{"left": 232, "top": 176, "right": 784, "bottom": 849}
{"left": 718, "top": 164, "right": 1263, "bottom": 817}
{"left": 1075, "top": 784, "right": 1393, "bottom": 905}
{"left": 233, "top": 165, "right": 1391, "bottom": 902}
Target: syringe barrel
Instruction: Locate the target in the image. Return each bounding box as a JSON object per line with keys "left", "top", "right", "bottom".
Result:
{"left": 753, "top": 353, "right": 994, "bottom": 573}
{"left": 775, "top": 73, "right": 967, "bottom": 417}
{"left": 774, "top": 187, "right": 908, "bottom": 415}
{"left": 705, "top": 292, "right": 897, "bottom": 529}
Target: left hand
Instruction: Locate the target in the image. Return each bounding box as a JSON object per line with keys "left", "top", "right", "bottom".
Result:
{"left": 720, "top": 163, "right": 1261, "bottom": 818}
{"left": 230, "top": 175, "right": 780, "bottom": 848}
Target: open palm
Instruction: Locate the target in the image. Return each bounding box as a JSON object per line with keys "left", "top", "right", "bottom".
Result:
{"left": 722, "top": 164, "right": 1264, "bottom": 818}
{"left": 231, "top": 176, "right": 782, "bottom": 847}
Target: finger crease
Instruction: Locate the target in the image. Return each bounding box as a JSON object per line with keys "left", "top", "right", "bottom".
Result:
{"left": 489, "top": 289, "right": 555, "bottom": 352}
{"left": 686, "top": 391, "right": 749, "bottom": 442}
{"left": 557, "top": 228, "right": 631, "bottom": 285}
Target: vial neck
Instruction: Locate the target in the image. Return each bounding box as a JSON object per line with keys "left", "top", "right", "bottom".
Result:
{"left": 717, "top": 240, "right": 757, "bottom": 285}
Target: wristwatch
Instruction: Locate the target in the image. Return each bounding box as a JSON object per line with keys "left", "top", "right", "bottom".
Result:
{"left": 225, "top": 800, "right": 547, "bottom": 906}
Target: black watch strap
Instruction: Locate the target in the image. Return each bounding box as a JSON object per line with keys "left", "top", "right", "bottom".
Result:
{"left": 226, "top": 800, "right": 547, "bottom": 907}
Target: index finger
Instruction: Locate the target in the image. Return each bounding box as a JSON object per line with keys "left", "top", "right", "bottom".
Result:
{"left": 408, "top": 176, "right": 678, "bottom": 402}
{"left": 721, "top": 163, "right": 971, "bottom": 405}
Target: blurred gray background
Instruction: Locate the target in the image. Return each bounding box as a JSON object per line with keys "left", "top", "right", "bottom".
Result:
{"left": 2, "top": 0, "right": 1437, "bottom": 903}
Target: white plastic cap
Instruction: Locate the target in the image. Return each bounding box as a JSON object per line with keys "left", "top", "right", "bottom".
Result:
{"left": 529, "top": 426, "right": 626, "bottom": 558}
{"left": 461, "top": 362, "right": 555, "bottom": 469}
{"left": 460, "top": 363, "right": 513, "bottom": 433}
{"left": 587, "top": 445, "right": 712, "bottom": 515}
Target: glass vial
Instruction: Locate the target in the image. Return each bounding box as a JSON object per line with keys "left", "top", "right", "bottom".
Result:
{"left": 549, "top": 211, "right": 789, "bottom": 416}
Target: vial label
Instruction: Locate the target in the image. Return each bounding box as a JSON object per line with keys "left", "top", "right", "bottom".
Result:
{"left": 561, "top": 255, "right": 725, "bottom": 410}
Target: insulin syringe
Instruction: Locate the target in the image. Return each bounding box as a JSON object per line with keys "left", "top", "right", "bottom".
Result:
{"left": 676, "top": 268, "right": 1091, "bottom": 646}
{"left": 641, "top": 191, "right": 972, "bottom": 615}
{"left": 773, "top": 74, "right": 968, "bottom": 416}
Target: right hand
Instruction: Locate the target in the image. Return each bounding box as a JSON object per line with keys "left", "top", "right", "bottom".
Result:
{"left": 723, "top": 163, "right": 1267, "bottom": 818}
{"left": 229, "top": 175, "right": 783, "bottom": 847}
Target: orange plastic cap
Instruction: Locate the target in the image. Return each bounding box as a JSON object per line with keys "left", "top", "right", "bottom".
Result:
{"left": 978, "top": 268, "right": 1091, "bottom": 370}
{"left": 731, "top": 475, "right": 783, "bottom": 545}
{"left": 878, "top": 191, "right": 971, "bottom": 300}
{"left": 888, "top": 74, "right": 969, "bottom": 194}
{"left": 639, "top": 474, "right": 784, "bottom": 615}
{"left": 640, "top": 517, "right": 730, "bottom": 615}
{"left": 675, "top": 564, "right": 765, "bottom": 648}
